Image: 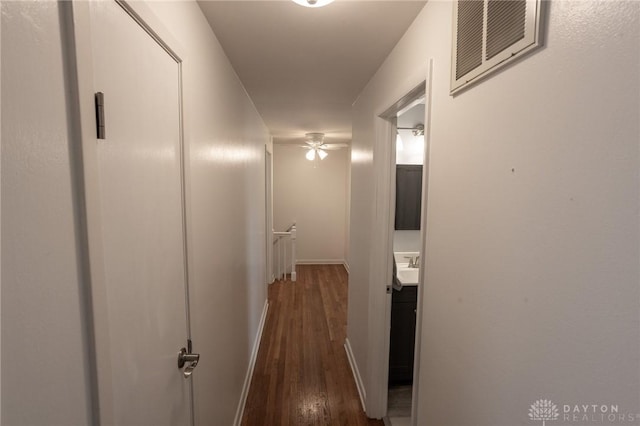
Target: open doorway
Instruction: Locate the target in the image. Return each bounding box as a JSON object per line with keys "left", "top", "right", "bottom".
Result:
{"left": 386, "top": 99, "right": 425, "bottom": 424}
{"left": 365, "top": 69, "right": 431, "bottom": 426}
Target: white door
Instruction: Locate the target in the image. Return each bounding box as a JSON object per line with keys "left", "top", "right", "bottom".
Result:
{"left": 83, "top": 2, "right": 193, "bottom": 424}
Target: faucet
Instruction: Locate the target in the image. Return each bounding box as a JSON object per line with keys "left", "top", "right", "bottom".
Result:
{"left": 404, "top": 255, "right": 420, "bottom": 268}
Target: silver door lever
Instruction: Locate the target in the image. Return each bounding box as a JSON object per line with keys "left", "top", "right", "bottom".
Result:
{"left": 178, "top": 347, "right": 200, "bottom": 378}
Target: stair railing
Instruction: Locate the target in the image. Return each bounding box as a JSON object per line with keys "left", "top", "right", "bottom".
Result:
{"left": 273, "top": 223, "right": 297, "bottom": 282}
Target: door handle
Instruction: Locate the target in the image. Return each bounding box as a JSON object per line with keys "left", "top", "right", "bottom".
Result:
{"left": 177, "top": 347, "right": 200, "bottom": 378}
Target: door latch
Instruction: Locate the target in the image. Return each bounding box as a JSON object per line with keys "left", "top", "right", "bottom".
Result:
{"left": 177, "top": 340, "right": 200, "bottom": 378}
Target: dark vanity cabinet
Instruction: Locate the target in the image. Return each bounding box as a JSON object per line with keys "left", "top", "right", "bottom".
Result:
{"left": 388, "top": 285, "right": 418, "bottom": 385}
{"left": 395, "top": 165, "right": 423, "bottom": 230}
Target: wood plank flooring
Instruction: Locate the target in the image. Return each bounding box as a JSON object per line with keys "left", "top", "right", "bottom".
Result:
{"left": 241, "top": 264, "right": 383, "bottom": 426}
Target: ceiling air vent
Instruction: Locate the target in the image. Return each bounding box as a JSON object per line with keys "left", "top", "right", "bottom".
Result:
{"left": 451, "top": 0, "right": 545, "bottom": 95}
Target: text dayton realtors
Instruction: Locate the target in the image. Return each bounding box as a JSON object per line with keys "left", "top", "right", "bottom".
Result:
{"left": 562, "top": 404, "right": 637, "bottom": 423}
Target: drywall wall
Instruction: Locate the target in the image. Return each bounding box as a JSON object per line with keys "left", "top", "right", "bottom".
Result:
{"left": 345, "top": 147, "right": 352, "bottom": 267}
{"left": 146, "top": 2, "right": 269, "bottom": 424}
{"left": 1, "top": 8, "right": 4, "bottom": 421}
{"left": 1, "top": 2, "right": 93, "bottom": 424}
{"left": 393, "top": 231, "right": 421, "bottom": 253}
{"left": 1, "top": 1, "right": 269, "bottom": 424}
{"left": 273, "top": 144, "right": 349, "bottom": 263}
{"left": 396, "top": 104, "right": 425, "bottom": 165}
{"left": 349, "top": 1, "right": 640, "bottom": 424}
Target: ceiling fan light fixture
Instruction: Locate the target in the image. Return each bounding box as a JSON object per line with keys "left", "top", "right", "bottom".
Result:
{"left": 305, "top": 149, "right": 316, "bottom": 161}
{"left": 300, "top": 132, "right": 347, "bottom": 160}
{"left": 305, "top": 132, "right": 325, "bottom": 144}
{"left": 291, "top": 0, "right": 334, "bottom": 7}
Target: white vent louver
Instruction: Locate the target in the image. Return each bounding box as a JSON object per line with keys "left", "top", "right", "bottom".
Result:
{"left": 455, "top": 0, "right": 484, "bottom": 79}
{"left": 451, "top": 0, "right": 544, "bottom": 94}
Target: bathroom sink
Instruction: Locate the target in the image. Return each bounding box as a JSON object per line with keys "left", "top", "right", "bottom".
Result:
{"left": 396, "top": 267, "right": 419, "bottom": 286}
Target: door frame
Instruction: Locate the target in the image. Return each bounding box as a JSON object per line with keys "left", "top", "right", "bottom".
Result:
{"left": 366, "top": 60, "right": 433, "bottom": 423}
{"left": 65, "top": 2, "right": 192, "bottom": 423}
{"left": 265, "top": 144, "right": 274, "bottom": 284}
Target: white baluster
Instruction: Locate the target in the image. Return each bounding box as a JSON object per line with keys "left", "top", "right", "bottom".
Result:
{"left": 283, "top": 238, "right": 287, "bottom": 281}
{"left": 290, "top": 225, "right": 297, "bottom": 282}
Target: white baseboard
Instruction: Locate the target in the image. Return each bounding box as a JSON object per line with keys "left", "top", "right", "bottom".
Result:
{"left": 344, "top": 338, "right": 366, "bottom": 413}
{"left": 296, "top": 259, "right": 346, "bottom": 265}
{"left": 233, "top": 299, "right": 269, "bottom": 426}
{"left": 343, "top": 262, "right": 350, "bottom": 274}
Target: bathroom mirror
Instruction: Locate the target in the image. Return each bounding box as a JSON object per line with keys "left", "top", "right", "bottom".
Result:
{"left": 394, "top": 164, "right": 422, "bottom": 230}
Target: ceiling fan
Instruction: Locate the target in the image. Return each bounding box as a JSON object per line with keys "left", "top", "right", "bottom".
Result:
{"left": 300, "top": 133, "right": 348, "bottom": 161}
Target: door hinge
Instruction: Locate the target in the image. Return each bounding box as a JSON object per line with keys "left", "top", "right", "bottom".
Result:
{"left": 95, "top": 92, "right": 106, "bottom": 139}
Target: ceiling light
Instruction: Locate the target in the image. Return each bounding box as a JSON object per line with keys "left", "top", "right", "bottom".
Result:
{"left": 291, "top": 0, "right": 334, "bottom": 8}
{"left": 397, "top": 124, "right": 425, "bottom": 137}
{"left": 301, "top": 132, "right": 348, "bottom": 160}
{"left": 306, "top": 149, "right": 316, "bottom": 161}
{"left": 305, "top": 132, "right": 325, "bottom": 144}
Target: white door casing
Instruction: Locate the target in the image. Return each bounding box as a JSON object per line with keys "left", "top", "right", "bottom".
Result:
{"left": 69, "top": 1, "right": 193, "bottom": 424}
{"left": 367, "top": 77, "right": 430, "bottom": 420}
{"left": 266, "top": 147, "right": 274, "bottom": 284}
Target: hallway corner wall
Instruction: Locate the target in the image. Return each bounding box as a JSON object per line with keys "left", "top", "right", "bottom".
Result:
{"left": 1, "top": 2, "right": 93, "bottom": 424}
{"left": 1, "top": 1, "right": 270, "bottom": 424}
{"left": 273, "top": 144, "right": 349, "bottom": 264}
{"left": 349, "top": 1, "right": 640, "bottom": 423}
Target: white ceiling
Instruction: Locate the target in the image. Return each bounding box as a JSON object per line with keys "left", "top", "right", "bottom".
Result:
{"left": 197, "top": 0, "right": 426, "bottom": 145}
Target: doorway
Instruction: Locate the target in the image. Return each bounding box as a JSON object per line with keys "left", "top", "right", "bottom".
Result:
{"left": 386, "top": 99, "right": 425, "bottom": 424}
{"left": 367, "top": 62, "right": 433, "bottom": 425}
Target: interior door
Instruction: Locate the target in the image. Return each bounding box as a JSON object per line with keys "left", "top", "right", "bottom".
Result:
{"left": 87, "top": 2, "right": 193, "bottom": 424}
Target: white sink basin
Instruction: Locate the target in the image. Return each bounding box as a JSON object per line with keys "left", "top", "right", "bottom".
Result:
{"left": 396, "top": 267, "right": 419, "bottom": 285}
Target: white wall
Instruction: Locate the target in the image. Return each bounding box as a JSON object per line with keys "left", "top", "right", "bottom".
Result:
{"left": 349, "top": 1, "right": 640, "bottom": 423}
{"left": 273, "top": 144, "right": 349, "bottom": 263}
{"left": 393, "top": 231, "right": 421, "bottom": 253}
{"left": 345, "top": 146, "right": 352, "bottom": 267}
{"left": 1, "top": 2, "right": 94, "bottom": 423}
{"left": 144, "top": 3, "right": 269, "bottom": 424}
{"left": 1, "top": 6, "right": 4, "bottom": 420}
{"left": 1, "top": 1, "right": 270, "bottom": 425}
{"left": 396, "top": 104, "right": 425, "bottom": 165}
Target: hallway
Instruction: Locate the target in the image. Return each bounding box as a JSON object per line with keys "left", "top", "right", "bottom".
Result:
{"left": 241, "top": 265, "right": 382, "bottom": 426}
{"left": 3, "top": 1, "right": 639, "bottom": 424}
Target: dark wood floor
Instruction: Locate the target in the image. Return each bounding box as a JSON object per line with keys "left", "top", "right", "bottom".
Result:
{"left": 242, "top": 264, "right": 383, "bottom": 426}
